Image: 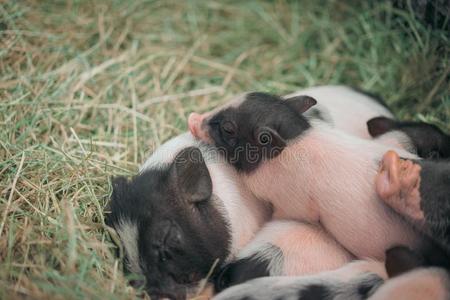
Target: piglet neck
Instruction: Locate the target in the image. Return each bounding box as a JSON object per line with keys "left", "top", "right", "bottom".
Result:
{"left": 207, "top": 161, "right": 270, "bottom": 261}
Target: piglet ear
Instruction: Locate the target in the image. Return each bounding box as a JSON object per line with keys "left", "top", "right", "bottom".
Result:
{"left": 170, "top": 147, "right": 212, "bottom": 203}
{"left": 367, "top": 116, "right": 398, "bottom": 137}
{"left": 255, "top": 126, "right": 287, "bottom": 150}
{"left": 285, "top": 95, "right": 317, "bottom": 114}
{"left": 385, "top": 246, "right": 424, "bottom": 278}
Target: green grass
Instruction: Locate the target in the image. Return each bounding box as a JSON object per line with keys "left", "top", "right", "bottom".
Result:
{"left": 0, "top": 1, "right": 449, "bottom": 299}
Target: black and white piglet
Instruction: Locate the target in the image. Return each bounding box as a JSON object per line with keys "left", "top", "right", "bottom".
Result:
{"left": 214, "top": 260, "right": 387, "bottom": 300}
{"left": 214, "top": 152, "right": 450, "bottom": 300}
{"left": 108, "top": 133, "right": 382, "bottom": 299}
{"left": 107, "top": 85, "right": 398, "bottom": 297}
{"left": 214, "top": 248, "right": 450, "bottom": 300}
{"left": 188, "top": 91, "right": 446, "bottom": 262}
{"left": 190, "top": 85, "right": 394, "bottom": 145}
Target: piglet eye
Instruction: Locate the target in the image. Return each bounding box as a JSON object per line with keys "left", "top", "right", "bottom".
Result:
{"left": 221, "top": 121, "right": 236, "bottom": 136}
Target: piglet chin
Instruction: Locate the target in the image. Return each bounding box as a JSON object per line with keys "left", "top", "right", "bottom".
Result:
{"left": 188, "top": 112, "right": 213, "bottom": 144}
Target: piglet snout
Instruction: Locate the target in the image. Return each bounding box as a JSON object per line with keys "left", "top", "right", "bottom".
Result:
{"left": 188, "top": 112, "right": 212, "bottom": 143}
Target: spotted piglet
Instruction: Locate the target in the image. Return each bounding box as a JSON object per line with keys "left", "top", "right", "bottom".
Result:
{"left": 188, "top": 91, "right": 447, "bottom": 263}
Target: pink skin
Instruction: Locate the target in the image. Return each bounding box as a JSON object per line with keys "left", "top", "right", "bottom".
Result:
{"left": 188, "top": 112, "right": 212, "bottom": 143}
{"left": 268, "top": 222, "right": 354, "bottom": 276}
{"left": 190, "top": 115, "right": 419, "bottom": 260}
{"left": 376, "top": 151, "right": 425, "bottom": 222}
{"left": 240, "top": 220, "right": 354, "bottom": 276}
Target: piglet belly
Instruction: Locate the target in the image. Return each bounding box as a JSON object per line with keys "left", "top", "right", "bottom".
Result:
{"left": 318, "top": 193, "right": 419, "bottom": 260}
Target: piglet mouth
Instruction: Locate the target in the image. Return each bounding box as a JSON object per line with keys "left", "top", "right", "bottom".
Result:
{"left": 188, "top": 112, "right": 213, "bottom": 144}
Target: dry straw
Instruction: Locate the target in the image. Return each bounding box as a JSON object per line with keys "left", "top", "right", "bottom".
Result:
{"left": 0, "top": 1, "right": 448, "bottom": 299}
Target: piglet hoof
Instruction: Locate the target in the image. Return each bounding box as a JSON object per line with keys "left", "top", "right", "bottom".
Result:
{"left": 376, "top": 151, "right": 424, "bottom": 222}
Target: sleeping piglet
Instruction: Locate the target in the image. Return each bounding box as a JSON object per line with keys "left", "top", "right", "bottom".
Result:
{"left": 108, "top": 133, "right": 378, "bottom": 299}
{"left": 107, "top": 133, "right": 268, "bottom": 299}
{"left": 106, "top": 85, "right": 402, "bottom": 297}
{"left": 190, "top": 85, "right": 394, "bottom": 144}
{"left": 188, "top": 90, "right": 443, "bottom": 262}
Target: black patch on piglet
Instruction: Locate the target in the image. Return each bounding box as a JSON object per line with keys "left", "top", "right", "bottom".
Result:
{"left": 417, "top": 159, "right": 450, "bottom": 252}
{"left": 206, "top": 92, "right": 315, "bottom": 173}
{"left": 298, "top": 284, "right": 331, "bottom": 300}
{"left": 353, "top": 274, "right": 384, "bottom": 299}
{"left": 107, "top": 147, "right": 231, "bottom": 298}
{"left": 367, "top": 116, "right": 450, "bottom": 159}
{"left": 214, "top": 252, "right": 273, "bottom": 292}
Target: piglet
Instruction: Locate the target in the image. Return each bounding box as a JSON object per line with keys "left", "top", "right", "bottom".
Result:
{"left": 215, "top": 246, "right": 450, "bottom": 300}
{"left": 107, "top": 133, "right": 269, "bottom": 299}
{"left": 189, "top": 85, "right": 394, "bottom": 145}
{"left": 214, "top": 260, "right": 387, "bottom": 300}
{"left": 188, "top": 91, "right": 424, "bottom": 261}
{"left": 107, "top": 133, "right": 360, "bottom": 298}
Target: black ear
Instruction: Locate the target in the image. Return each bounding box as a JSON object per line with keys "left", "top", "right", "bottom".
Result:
{"left": 285, "top": 95, "right": 317, "bottom": 114}
{"left": 385, "top": 246, "right": 424, "bottom": 278}
{"left": 170, "top": 147, "right": 212, "bottom": 203}
{"left": 255, "top": 126, "right": 287, "bottom": 149}
{"left": 111, "top": 176, "right": 129, "bottom": 203}
{"left": 367, "top": 116, "right": 398, "bottom": 137}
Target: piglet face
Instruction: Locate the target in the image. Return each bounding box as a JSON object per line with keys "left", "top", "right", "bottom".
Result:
{"left": 106, "top": 147, "right": 230, "bottom": 299}
{"left": 189, "top": 92, "right": 317, "bottom": 173}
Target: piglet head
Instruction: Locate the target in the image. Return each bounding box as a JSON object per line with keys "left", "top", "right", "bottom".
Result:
{"left": 106, "top": 147, "right": 230, "bottom": 299}
{"left": 189, "top": 92, "right": 317, "bottom": 173}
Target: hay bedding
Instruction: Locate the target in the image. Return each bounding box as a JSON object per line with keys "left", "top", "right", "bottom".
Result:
{"left": 0, "top": 1, "right": 448, "bottom": 299}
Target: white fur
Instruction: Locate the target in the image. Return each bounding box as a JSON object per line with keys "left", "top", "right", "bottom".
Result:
{"left": 214, "top": 260, "right": 387, "bottom": 300}
{"left": 240, "top": 242, "right": 285, "bottom": 276}
{"left": 206, "top": 159, "right": 270, "bottom": 258}
{"left": 115, "top": 219, "right": 142, "bottom": 274}
{"left": 285, "top": 85, "right": 393, "bottom": 139}
{"left": 373, "top": 130, "right": 416, "bottom": 154}
{"left": 244, "top": 122, "right": 419, "bottom": 260}
{"left": 140, "top": 132, "right": 199, "bottom": 172}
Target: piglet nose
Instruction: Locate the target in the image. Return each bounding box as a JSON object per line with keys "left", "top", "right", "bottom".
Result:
{"left": 188, "top": 112, "right": 203, "bottom": 138}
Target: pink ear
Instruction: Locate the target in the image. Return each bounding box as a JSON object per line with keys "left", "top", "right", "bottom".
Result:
{"left": 285, "top": 96, "right": 317, "bottom": 114}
